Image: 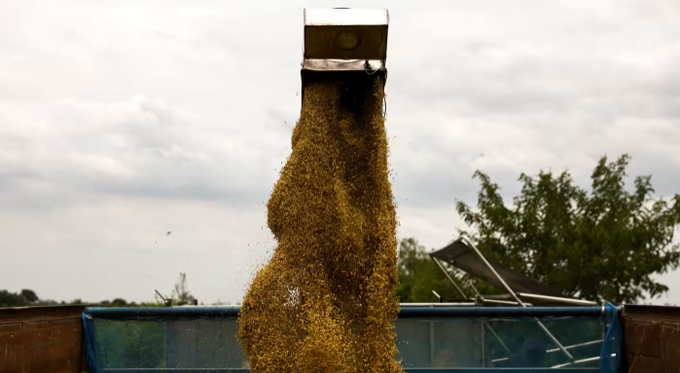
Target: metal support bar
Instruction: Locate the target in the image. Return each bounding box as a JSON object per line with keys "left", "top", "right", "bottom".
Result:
{"left": 491, "top": 338, "right": 604, "bottom": 363}
{"left": 399, "top": 302, "right": 477, "bottom": 307}
{"left": 433, "top": 257, "right": 468, "bottom": 300}
{"left": 460, "top": 237, "right": 575, "bottom": 362}
{"left": 465, "top": 278, "right": 483, "bottom": 298}
{"left": 481, "top": 320, "right": 486, "bottom": 367}
{"left": 535, "top": 322, "right": 574, "bottom": 361}
{"left": 482, "top": 299, "right": 531, "bottom": 306}
{"left": 398, "top": 306, "right": 605, "bottom": 318}
{"left": 516, "top": 292, "right": 598, "bottom": 306}
{"left": 551, "top": 353, "right": 615, "bottom": 369}
{"left": 484, "top": 321, "right": 512, "bottom": 354}
{"left": 546, "top": 339, "right": 604, "bottom": 353}
{"left": 459, "top": 237, "right": 523, "bottom": 306}
{"left": 429, "top": 320, "right": 435, "bottom": 364}
{"left": 436, "top": 255, "right": 484, "bottom": 299}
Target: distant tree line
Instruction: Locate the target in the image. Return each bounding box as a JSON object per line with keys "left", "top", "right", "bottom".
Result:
{"left": 0, "top": 272, "right": 201, "bottom": 308}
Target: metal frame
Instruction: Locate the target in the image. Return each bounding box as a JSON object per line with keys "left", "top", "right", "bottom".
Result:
{"left": 491, "top": 339, "right": 605, "bottom": 363}
{"left": 430, "top": 256, "right": 524, "bottom": 366}
{"left": 83, "top": 305, "right": 610, "bottom": 373}
{"left": 458, "top": 236, "right": 575, "bottom": 362}
{"left": 429, "top": 237, "right": 594, "bottom": 363}
{"left": 431, "top": 257, "right": 527, "bottom": 307}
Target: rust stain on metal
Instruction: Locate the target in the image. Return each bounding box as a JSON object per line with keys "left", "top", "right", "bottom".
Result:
{"left": 622, "top": 305, "right": 680, "bottom": 372}
{"left": 0, "top": 305, "right": 85, "bottom": 373}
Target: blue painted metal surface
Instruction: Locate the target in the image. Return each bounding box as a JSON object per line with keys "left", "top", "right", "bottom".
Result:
{"left": 85, "top": 306, "right": 605, "bottom": 319}
{"left": 82, "top": 305, "right": 619, "bottom": 373}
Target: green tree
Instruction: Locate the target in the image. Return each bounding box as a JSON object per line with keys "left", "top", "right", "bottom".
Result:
{"left": 456, "top": 154, "right": 680, "bottom": 304}
{"left": 20, "top": 289, "right": 39, "bottom": 303}
{"left": 111, "top": 298, "right": 128, "bottom": 307}
{"left": 0, "top": 289, "right": 39, "bottom": 307}
{"left": 397, "top": 238, "right": 466, "bottom": 302}
{"left": 0, "top": 290, "right": 26, "bottom": 307}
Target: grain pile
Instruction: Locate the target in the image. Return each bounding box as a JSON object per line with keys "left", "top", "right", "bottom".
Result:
{"left": 238, "top": 72, "right": 402, "bottom": 373}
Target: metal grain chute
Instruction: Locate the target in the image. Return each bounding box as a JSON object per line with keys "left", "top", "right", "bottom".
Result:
{"left": 301, "top": 8, "right": 389, "bottom": 102}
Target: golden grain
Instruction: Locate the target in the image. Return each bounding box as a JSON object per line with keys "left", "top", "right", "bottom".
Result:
{"left": 238, "top": 73, "right": 402, "bottom": 373}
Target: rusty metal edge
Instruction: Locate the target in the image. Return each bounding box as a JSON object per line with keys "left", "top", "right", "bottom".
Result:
{"left": 622, "top": 304, "right": 680, "bottom": 322}
{"left": 0, "top": 305, "right": 89, "bottom": 322}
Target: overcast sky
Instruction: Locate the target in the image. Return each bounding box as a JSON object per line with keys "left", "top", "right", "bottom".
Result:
{"left": 2, "top": 0, "right": 680, "bottom": 305}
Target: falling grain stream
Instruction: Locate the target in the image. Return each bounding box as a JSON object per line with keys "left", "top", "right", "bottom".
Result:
{"left": 238, "top": 73, "right": 402, "bottom": 373}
